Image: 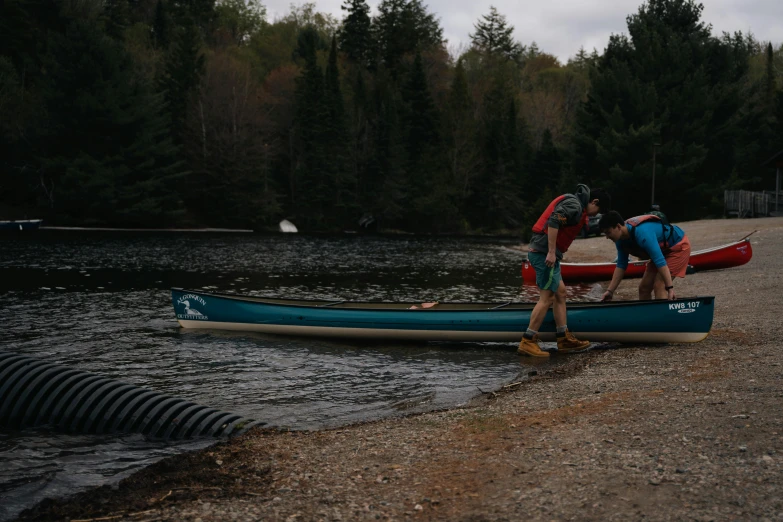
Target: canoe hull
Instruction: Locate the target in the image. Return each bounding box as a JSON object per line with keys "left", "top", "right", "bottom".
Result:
{"left": 172, "top": 289, "right": 714, "bottom": 344}
{"left": 0, "top": 219, "right": 43, "bottom": 231}
{"left": 522, "top": 238, "right": 753, "bottom": 283}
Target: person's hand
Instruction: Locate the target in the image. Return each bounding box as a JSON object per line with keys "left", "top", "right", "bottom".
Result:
{"left": 667, "top": 287, "right": 676, "bottom": 301}
{"left": 545, "top": 252, "right": 556, "bottom": 267}
{"left": 601, "top": 290, "right": 614, "bottom": 302}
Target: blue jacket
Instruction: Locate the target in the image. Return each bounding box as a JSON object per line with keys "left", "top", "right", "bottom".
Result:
{"left": 615, "top": 222, "right": 685, "bottom": 270}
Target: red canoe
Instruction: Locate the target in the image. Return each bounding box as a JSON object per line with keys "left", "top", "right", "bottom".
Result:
{"left": 522, "top": 237, "right": 753, "bottom": 283}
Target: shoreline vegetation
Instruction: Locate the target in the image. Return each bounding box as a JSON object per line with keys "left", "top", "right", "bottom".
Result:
{"left": 2, "top": 0, "right": 781, "bottom": 235}
{"left": 15, "top": 216, "right": 783, "bottom": 521}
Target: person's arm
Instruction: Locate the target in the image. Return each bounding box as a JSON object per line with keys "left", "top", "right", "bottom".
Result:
{"left": 658, "top": 265, "right": 676, "bottom": 300}
{"left": 544, "top": 196, "right": 580, "bottom": 267}
{"left": 636, "top": 225, "right": 667, "bottom": 268}
{"left": 636, "top": 225, "right": 676, "bottom": 300}
{"left": 615, "top": 242, "right": 630, "bottom": 271}
{"left": 602, "top": 266, "right": 626, "bottom": 301}
{"left": 545, "top": 226, "right": 558, "bottom": 267}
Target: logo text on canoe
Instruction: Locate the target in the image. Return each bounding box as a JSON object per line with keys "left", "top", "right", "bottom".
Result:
{"left": 176, "top": 294, "right": 208, "bottom": 320}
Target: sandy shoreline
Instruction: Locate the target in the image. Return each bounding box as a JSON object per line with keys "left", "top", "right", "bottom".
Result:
{"left": 15, "top": 217, "right": 783, "bottom": 521}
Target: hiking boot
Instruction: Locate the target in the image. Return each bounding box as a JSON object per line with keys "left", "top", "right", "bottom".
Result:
{"left": 518, "top": 336, "right": 550, "bottom": 358}
{"left": 556, "top": 330, "right": 591, "bottom": 353}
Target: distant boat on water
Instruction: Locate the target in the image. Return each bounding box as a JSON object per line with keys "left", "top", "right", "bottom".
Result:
{"left": 0, "top": 219, "right": 43, "bottom": 231}
{"left": 279, "top": 219, "right": 298, "bottom": 233}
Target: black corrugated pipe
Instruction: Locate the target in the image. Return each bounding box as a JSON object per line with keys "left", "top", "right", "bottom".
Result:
{"left": 0, "top": 351, "right": 265, "bottom": 439}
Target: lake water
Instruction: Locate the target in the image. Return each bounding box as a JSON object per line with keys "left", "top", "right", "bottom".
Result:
{"left": 0, "top": 231, "right": 593, "bottom": 520}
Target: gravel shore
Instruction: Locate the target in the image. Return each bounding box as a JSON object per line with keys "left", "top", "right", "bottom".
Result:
{"left": 16, "top": 217, "right": 783, "bottom": 522}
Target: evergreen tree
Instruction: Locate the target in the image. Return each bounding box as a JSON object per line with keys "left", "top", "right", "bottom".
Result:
{"left": 766, "top": 43, "right": 776, "bottom": 105}
{"left": 339, "top": 0, "right": 372, "bottom": 66}
{"left": 369, "top": 68, "right": 408, "bottom": 225}
{"left": 38, "top": 20, "right": 185, "bottom": 225}
{"left": 323, "top": 35, "right": 355, "bottom": 226}
{"left": 292, "top": 25, "right": 328, "bottom": 226}
{"left": 529, "top": 129, "right": 561, "bottom": 194}
{"left": 152, "top": 0, "right": 172, "bottom": 49}
{"left": 445, "top": 58, "right": 480, "bottom": 203}
{"left": 160, "top": 22, "right": 205, "bottom": 145}
{"left": 169, "top": 0, "right": 216, "bottom": 38}
{"left": 103, "top": 0, "right": 130, "bottom": 40}
{"left": 470, "top": 73, "right": 525, "bottom": 229}
{"left": 470, "top": 6, "right": 523, "bottom": 62}
{"left": 401, "top": 52, "right": 452, "bottom": 229}
{"left": 571, "top": 0, "right": 753, "bottom": 220}
{"left": 403, "top": 52, "right": 439, "bottom": 167}
{"left": 567, "top": 46, "right": 597, "bottom": 72}
{"left": 372, "top": 0, "right": 443, "bottom": 72}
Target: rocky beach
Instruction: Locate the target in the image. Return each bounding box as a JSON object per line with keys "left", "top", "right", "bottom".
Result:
{"left": 16, "top": 217, "right": 783, "bottom": 522}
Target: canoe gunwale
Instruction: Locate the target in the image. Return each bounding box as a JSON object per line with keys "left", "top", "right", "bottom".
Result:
{"left": 172, "top": 288, "right": 714, "bottom": 312}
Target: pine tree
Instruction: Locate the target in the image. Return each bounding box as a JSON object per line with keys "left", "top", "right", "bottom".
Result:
{"left": 571, "top": 0, "right": 753, "bottom": 220}
{"left": 323, "top": 35, "right": 355, "bottom": 227}
{"left": 339, "top": 0, "right": 372, "bottom": 66}
{"left": 470, "top": 6, "right": 522, "bottom": 62}
{"left": 372, "top": 0, "right": 443, "bottom": 72}
{"left": 38, "top": 19, "right": 185, "bottom": 225}
{"left": 445, "top": 58, "right": 479, "bottom": 201}
{"left": 766, "top": 43, "right": 776, "bottom": 105}
{"left": 160, "top": 22, "right": 205, "bottom": 145}
{"left": 103, "top": 0, "right": 130, "bottom": 40}
{"left": 153, "top": 0, "right": 171, "bottom": 49}
{"left": 403, "top": 52, "right": 439, "bottom": 167}
{"left": 292, "top": 25, "right": 328, "bottom": 226}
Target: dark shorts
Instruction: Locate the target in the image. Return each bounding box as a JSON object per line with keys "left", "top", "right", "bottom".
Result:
{"left": 528, "top": 251, "right": 561, "bottom": 291}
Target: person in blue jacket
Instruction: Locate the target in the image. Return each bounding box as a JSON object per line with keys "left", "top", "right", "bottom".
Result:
{"left": 598, "top": 211, "right": 691, "bottom": 301}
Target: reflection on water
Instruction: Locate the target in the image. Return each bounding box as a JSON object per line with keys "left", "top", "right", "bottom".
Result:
{"left": 0, "top": 231, "right": 594, "bottom": 520}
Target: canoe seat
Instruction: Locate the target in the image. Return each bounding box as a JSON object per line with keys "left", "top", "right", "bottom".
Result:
{"left": 409, "top": 301, "right": 439, "bottom": 310}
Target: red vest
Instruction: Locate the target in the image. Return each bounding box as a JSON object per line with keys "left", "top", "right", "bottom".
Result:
{"left": 531, "top": 195, "right": 588, "bottom": 254}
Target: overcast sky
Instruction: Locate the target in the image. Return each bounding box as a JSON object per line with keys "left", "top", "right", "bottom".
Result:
{"left": 263, "top": 0, "right": 782, "bottom": 63}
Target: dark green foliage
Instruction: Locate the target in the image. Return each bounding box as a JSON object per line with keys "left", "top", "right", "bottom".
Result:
{"left": 339, "top": 0, "right": 372, "bottom": 66}
{"left": 214, "top": 0, "right": 266, "bottom": 46}
{"left": 403, "top": 52, "right": 439, "bottom": 166}
{"left": 160, "top": 22, "right": 205, "bottom": 145}
{"left": 444, "top": 58, "right": 480, "bottom": 211}
{"left": 169, "top": 0, "right": 216, "bottom": 36}
{"left": 103, "top": 0, "right": 131, "bottom": 40}
{"left": 153, "top": 0, "right": 171, "bottom": 49}
{"left": 372, "top": 0, "right": 443, "bottom": 72}
{"left": 2, "top": 0, "right": 780, "bottom": 232}
{"left": 571, "top": 0, "right": 767, "bottom": 221}
{"left": 323, "top": 36, "right": 356, "bottom": 227}
{"left": 470, "top": 6, "right": 523, "bottom": 62}
{"left": 37, "top": 19, "right": 185, "bottom": 225}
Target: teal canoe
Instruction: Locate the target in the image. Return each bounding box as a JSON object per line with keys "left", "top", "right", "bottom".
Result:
{"left": 171, "top": 288, "right": 714, "bottom": 344}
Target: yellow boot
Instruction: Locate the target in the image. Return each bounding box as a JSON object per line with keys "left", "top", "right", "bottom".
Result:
{"left": 556, "top": 330, "right": 590, "bottom": 353}
{"left": 518, "top": 335, "right": 550, "bottom": 357}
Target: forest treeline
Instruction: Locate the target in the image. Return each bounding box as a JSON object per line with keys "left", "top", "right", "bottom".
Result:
{"left": 0, "top": 0, "right": 781, "bottom": 233}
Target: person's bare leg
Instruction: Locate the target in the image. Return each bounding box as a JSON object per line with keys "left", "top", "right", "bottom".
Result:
{"left": 652, "top": 273, "right": 667, "bottom": 299}
{"left": 528, "top": 290, "right": 555, "bottom": 331}
{"left": 638, "top": 270, "right": 657, "bottom": 300}
{"left": 553, "top": 280, "right": 567, "bottom": 327}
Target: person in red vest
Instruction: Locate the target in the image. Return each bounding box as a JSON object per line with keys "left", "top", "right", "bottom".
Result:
{"left": 598, "top": 210, "right": 691, "bottom": 301}
{"left": 519, "top": 184, "right": 612, "bottom": 357}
